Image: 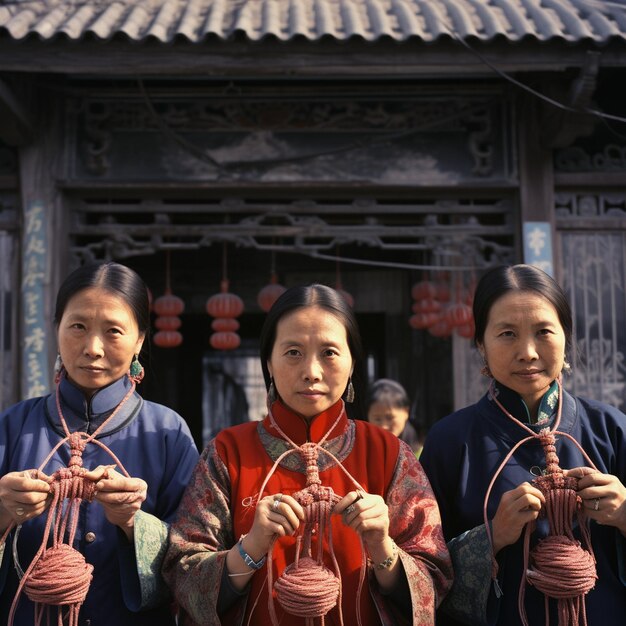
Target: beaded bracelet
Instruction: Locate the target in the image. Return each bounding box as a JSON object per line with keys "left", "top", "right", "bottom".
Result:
{"left": 237, "top": 535, "right": 267, "bottom": 570}
{"left": 375, "top": 539, "right": 398, "bottom": 570}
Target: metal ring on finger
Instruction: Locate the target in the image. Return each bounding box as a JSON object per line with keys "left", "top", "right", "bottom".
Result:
{"left": 593, "top": 497, "right": 600, "bottom": 511}
{"left": 344, "top": 503, "right": 356, "bottom": 516}
{"left": 272, "top": 493, "right": 283, "bottom": 512}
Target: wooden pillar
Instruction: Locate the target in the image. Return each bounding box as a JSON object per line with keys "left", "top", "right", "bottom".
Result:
{"left": 17, "top": 81, "right": 66, "bottom": 397}
{"left": 517, "top": 91, "right": 557, "bottom": 277}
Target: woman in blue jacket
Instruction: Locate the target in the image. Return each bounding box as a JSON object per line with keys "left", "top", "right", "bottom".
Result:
{"left": 0, "top": 262, "right": 199, "bottom": 626}
{"left": 421, "top": 264, "right": 626, "bottom": 626}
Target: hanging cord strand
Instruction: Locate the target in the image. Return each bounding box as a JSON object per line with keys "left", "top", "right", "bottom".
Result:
{"left": 485, "top": 379, "right": 599, "bottom": 626}
{"left": 5, "top": 378, "right": 138, "bottom": 626}
{"left": 246, "top": 402, "right": 368, "bottom": 626}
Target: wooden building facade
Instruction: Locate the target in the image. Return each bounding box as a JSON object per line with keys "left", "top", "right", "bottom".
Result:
{"left": 1, "top": 0, "right": 625, "bottom": 445}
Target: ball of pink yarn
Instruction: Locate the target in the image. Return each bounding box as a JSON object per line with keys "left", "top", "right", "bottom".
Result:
{"left": 25, "top": 544, "right": 94, "bottom": 605}
{"left": 527, "top": 536, "right": 597, "bottom": 599}
{"left": 274, "top": 556, "right": 340, "bottom": 618}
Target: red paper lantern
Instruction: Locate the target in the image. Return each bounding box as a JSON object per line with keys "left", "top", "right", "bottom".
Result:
{"left": 413, "top": 298, "right": 442, "bottom": 314}
{"left": 409, "top": 312, "right": 440, "bottom": 330}
{"left": 153, "top": 290, "right": 185, "bottom": 317}
{"left": 206, "top": 280, "right": 244, "bottom": 319}
{"left": 445, "top": 303, "right": 473, "bottom": 328}
{"left": 210, "top": 331, "right": 241, "bottom": 351}
{"left": 257, "top": 274, "right": 287, "bottom": 312}
{"left": 411, "top": 280, "right": 438, "bottom": 301}
{"left": 207, "top": 276, "right": 244, "bottom": 350}
{"left": 154, "top": 316, "right": 182, "bottom": 331}
{"left": 153, "top": 330, "right": 183, "bottom": 348}
{"left": 211, "top": 318, "right": 240, "bottom": 332}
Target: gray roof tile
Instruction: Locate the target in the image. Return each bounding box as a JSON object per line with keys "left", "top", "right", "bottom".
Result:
{"left": 1, "top": 0, "right": 625, "bottom": 43}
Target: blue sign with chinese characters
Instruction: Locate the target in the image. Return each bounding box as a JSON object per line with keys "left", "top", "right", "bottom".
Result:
{"left": 21, "top": 200, "right": 50, "bottom": 398}
{"left": 523, "top": 221, "right": 554, "bottom": 277}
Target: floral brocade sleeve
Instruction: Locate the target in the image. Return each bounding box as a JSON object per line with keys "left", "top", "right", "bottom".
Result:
{"left": 162, "top": 441, "right": 242, "bottom": 626}
{"left": 440, "top": 524, "right": 495, "bottom": 625}
{"left": 374, "top": 442, "right": 454, "bottom": 625}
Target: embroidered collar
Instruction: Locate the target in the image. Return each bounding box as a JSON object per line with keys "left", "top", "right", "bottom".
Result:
{"left": 263, "top": 399, "right": 348, "bottom": 445}
{"left": 490, "top": 380, "right": 560, "bottom": 430}
{"left": 45, "top": 374, "right": 142, "bottom": 438}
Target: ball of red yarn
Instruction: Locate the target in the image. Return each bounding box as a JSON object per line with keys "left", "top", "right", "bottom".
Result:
{"left": 274, "top": 556, "right": 340, "bottom": 618}
{"left": 24, "top": 544, "right": 94, "bottom": 606}
{"left": 527, "top": 535, "right": 597, "bottom": 599}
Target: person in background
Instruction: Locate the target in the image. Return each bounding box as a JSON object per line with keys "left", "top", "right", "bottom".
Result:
{"left": 420, "top": 264, "right": 626, "bottom": 626}
{"left": 163, "top": 283, "right": 452, "bottom": 625}
{"left": 366, "top": 378, "right": 423, "bottom": 458}
{"left": 0, "top": 262, "right": 199, "bottom": 626}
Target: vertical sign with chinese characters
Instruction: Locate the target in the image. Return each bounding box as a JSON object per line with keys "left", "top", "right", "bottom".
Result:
{"left": 21, "top": 200, "right": 50, "bottom": 398}
{"left": 523, "top": 221, "right": 554, "bottom": 278}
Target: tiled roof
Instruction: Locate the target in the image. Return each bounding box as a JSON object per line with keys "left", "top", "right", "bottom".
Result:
{"left": 1, "top": 0, "right": 625, "bottom": 44}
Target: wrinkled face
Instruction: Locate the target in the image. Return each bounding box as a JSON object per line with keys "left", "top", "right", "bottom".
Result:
{"left": 267, "top": 306, "right": 354, "bottom": 420}
{"left": 367, "top": 402, "right": 410, "bottom": 437}
{"left": 57, "top": 287, "right": 144, "bottom": 397}
{"left": 478, "top": 290, "right": 566, "bottom": 415}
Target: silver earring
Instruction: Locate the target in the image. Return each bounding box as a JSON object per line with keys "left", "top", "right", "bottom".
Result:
{"left": 267, "top": 379, "right": 278, "bottom": 405}
{"left": 54, "top": 354, "right": 64, "bottom": 384}
{"left": 344, "top": 379, "right": 355, "bottom": 404}
{"left": 562, "top": 359, "right": 572, "bottom": 375}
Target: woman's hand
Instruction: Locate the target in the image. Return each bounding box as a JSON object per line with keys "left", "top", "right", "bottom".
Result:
{"left": 245, "top": 493, "right": 305, "bottom": 557}
{"left": 0, "top": 470, "right": 51, "bottom": 530}
{"left": 85, "top": 466, "right": 147, "bottom": 541}
{"left": 225, "top": 493, "right": 304, "bottom": 589}
{"left": 491, "top": 482, "right": 545, "bottom": 553}
{"left": 335, "top": 490, "right": 400, "bottom": 589}
{"left": 564, "top": 466, "right": 626, "bottom": 534}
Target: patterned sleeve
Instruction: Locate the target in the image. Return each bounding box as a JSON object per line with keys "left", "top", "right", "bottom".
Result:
{"left": 118, "top": 511, "right": 171, "bottom": 610}
{"left": 372, "top": 442, "right": 454, "bottom": 625}
{"left": 162, "top": 440, "right": 245, "bottom": 626}
{"left": 439, "top": 524, "right": 496, "bottom": 626}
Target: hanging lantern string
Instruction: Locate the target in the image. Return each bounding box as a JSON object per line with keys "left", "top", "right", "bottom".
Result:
{"left": 165, "top": 249, "right": 171, "bottom": 293}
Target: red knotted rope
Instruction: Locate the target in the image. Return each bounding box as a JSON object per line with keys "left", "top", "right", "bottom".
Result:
{"left": 247, "top": 403, "right": 369, "bottom": 626}
{"left": 483, "top": 380, "right": 598, "bottom": 626}
{"left": 2, "top": 377, "right": 136, "bottom": 626}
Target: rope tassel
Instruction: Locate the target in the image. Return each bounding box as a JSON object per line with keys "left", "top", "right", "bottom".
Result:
{"left": 253, "top": 407, "right": 368, "bottom": 626}
{"left": 483, "top": 381, "right": 599, "bottom": 626}
{"left": 2, "top": 379, "right": 137, "bottom": 626}
{"left": 519, "top": 430, "right": 597, "bottom": 626}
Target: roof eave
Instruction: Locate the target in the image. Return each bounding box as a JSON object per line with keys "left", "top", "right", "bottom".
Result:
{"left": 1, "top": 36, "right": 626, "bottom": 78}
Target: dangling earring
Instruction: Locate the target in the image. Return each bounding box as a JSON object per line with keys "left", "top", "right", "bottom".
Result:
{"left": 129, "top": 354, "right": 144, "bottom": 384}
{"left": 344, "top": 378, "right": 355, "bottom": 404}
{"left": 54, "top": 354, "right": 64, "bottom": 384}
{"left": 267, "top": 378, "right": 278, "bottom": 406}
{"left": 480, "top": 356, "right": 492, "bottom": 378}
{"left": 562, "top": 359, "right": 572, "bottom": 375}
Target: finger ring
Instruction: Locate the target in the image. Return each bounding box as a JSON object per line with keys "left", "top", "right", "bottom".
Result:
{"left": 15, "top": 507, "right": 24, "bottom": 517}
{"left": 272, "top": 494, "right": 283, "bottom": 512}
{"left": 344, "top": 504, "right": 356, "bottom": 515}
{"left": 593, "top": 498, "right": 600, "bottom": 511}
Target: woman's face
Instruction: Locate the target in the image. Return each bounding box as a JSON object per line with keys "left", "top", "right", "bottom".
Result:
{"left": 267, "top": 306, "right": 354, "bottom": 420}
{"left": 367, "top": 402, "right": 410, "bottom": 437}
{"left": 57, "top": 287, "right": 145, "bottom": 397}
{"left": 478, "top": 290, "right": 566, "bottom": 415}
